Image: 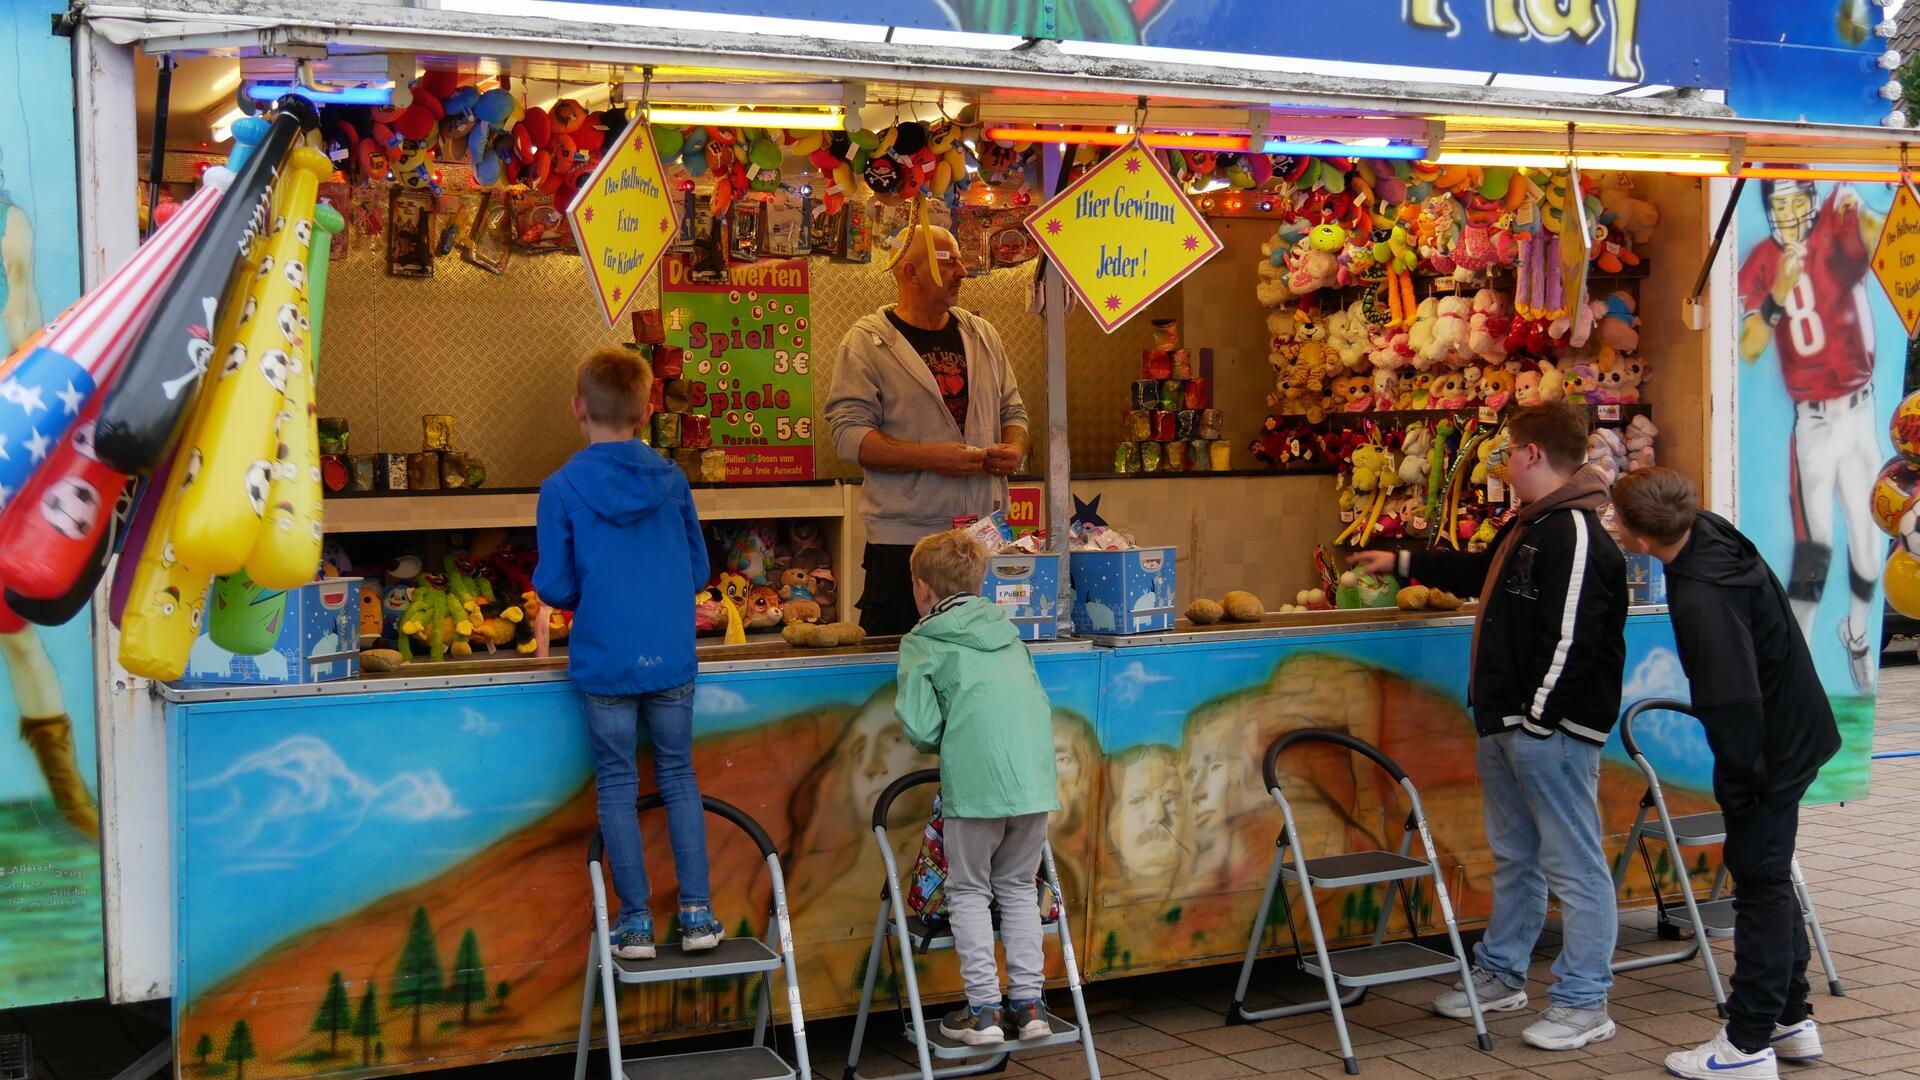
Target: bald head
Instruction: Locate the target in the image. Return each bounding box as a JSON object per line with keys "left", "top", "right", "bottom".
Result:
{"left": 888, "top": 223, "right": 966, "bottom": 317}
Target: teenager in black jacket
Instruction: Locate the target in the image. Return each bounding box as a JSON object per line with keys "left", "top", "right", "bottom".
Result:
{"left": 1614, "top": 467, "right": 1842, "bottom": 1080}
{"left": 1354, "top": 403, "right": 1628, "bottom": 1052}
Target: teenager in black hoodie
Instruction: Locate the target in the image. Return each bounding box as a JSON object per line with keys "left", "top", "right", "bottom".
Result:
{"left": 1613, "top": 467, "right": 1843, "bottom": 1080}
{"left": 1354, "top": 403, "right": 1627, "bottom": 1052}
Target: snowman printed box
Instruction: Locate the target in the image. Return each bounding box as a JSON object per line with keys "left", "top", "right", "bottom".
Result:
{"left": 1071, "top": 547, "right": 1177, "bottom": 635}
{"left": 980, "top": 553, "right": 1063, "bottom": 641}
{"left": 175, "top": 578, "right": 363, "bottom": 686}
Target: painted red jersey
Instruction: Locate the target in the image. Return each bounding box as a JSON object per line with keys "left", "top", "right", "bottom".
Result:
{"left": 1738, "top": 188, "right": 1876, "bottom": 402}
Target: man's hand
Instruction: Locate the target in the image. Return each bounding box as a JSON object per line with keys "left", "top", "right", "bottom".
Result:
{"left": 1348, "top": 550, "right": 1395, "bottom": 576}
{"left": 925, "top": 442, "right": 988, "bottom": 477}
{"left": 983, "top": 442, "right": 1024, "bottom": 477}
{"left": 1771, "top": 242, "right": 1805, "bottom": 305}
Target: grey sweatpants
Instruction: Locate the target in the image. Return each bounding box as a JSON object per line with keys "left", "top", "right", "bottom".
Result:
{"left": 944, "top": 813, "right": 1049, "bottom": 1008}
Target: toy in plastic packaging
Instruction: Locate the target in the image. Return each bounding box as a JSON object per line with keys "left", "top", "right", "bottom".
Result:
{"left": 842, "top": 200, "right": 873, "bottom": 263}
{"left": 1068, "top": 520, "right": 1136, "bottom": 552}
{"left": 650, "top": 343, "right": 685, "bottom": 379}
{"left": 728, "top": 201, "right": 763, "bottom": 261}
{"left": 423, "top": 414, "right": 454, "bottom": 451}
{"left": 763, "top": 198, "right": 807, "bottom": 257}
{"left": 631, "top": 307, "right": 666, "bottom": 344}
{"left": 954, "top": 207, "right": 993, "bottom": 274}
{"left": 407, "top": 452, "right": 442, "bottom": 490}
{"left": 317, "top": 417, "right": 349, "bottom": 455}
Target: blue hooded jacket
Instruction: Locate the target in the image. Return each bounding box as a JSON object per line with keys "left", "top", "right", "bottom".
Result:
{"left": 533, "top": 440, "right": 708, "bottom": 696}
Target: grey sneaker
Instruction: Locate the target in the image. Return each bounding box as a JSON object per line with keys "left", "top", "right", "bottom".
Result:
{"left": 1433, "top": 966, "right": 1528, "bottom": 1019}
{"left": 1522, "top": 1006, "right": 1616, "bottom": 1051}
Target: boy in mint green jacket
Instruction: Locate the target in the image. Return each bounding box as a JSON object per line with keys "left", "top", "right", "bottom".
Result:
{"left": 897, "top": 530, "right": 1060, "bottom": 1047}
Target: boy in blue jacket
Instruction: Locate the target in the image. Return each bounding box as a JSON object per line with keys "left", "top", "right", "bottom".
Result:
{"left": 535, "top": 347, "right": 721, "bottom": 961}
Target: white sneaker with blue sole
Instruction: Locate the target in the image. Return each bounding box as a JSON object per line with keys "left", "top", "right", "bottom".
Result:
{"left": 1665, "top": 1030, "right": 1778, "bottom": 1079}
{"left": 1771, "top": 1019, "right": 1822, "bottom": 1063}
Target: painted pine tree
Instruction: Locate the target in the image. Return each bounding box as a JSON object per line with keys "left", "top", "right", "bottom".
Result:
{"left": 448, "top": 929, "right": 487, "bottom": 1027}
{"left": 352, "top": 983, "right": 383, "bottom": 1067}
{"left": 312, "top": 971, "right": 352, "bottom": 1055}
{"left": 392, "top": 906, "right": 444, "bottom": 1045}
{"left": 192, "top": 1033, "right": 213, "bottom": 1066}
{"left": 223, "top": 1020, "right": 257, "bottom": 1080}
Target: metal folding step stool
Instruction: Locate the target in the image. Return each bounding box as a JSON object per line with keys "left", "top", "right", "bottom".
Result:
{"left": 573, "top": 794, "right": 811, "bottom": 1080}
{"left": 1229, "top": 729, "right": 1491, "bottom": 1076}
{"left": 843, "top": 768, "right": 1101, "bottom": 1080}
{"left": 1608, "top": 698, "right": 1845, "bottom": 1015}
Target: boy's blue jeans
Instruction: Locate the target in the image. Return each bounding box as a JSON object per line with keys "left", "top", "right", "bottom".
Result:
{"left": 1473, "top": 729, "right": 1617, "bottom": 1009}
{"left": 583, "top": 682, "right": 711, "bottom": 927}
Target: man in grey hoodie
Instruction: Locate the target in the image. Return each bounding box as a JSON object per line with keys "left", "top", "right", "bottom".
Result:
{"left": 825, "top": 224, "right": 1030, "bottom": 635}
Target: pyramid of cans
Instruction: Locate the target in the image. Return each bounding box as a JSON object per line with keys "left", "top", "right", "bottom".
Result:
{"left": 630, "top": 308, "right": 725, "bottom": 482}
{"left": 1116, "top": 319, "right": 1227, "bottom": 474}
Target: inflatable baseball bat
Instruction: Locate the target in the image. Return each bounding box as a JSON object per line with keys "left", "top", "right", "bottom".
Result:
{"left": 171, "top": 146, "right": 331, "bottom": 575}
{"left": 2, "top": 126, "right": 268, "bottom": 610}
{"left": 7, "top": 478, "right": 133, "bottom": 628}
{"left": 94, "top": 97, "right": 317, "bottom": 475}
{"left": 0, "top": 169, "right": 226, "bottom": 519}
{"left": 241, "top": 199, "right": 343, "bottom": 589}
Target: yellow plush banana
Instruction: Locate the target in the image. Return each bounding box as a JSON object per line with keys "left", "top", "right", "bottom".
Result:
{"left": 172, "top": 147, "right": 331, "bottom": 574}
{"left": 245, "top": 200, "right": 344, "bottom": 587}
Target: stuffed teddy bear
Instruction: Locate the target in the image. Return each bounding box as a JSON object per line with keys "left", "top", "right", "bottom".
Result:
{"left": 1514, "top": 366, "right": 1543, "bottom": 407}
{"left": 1325, "top": 303, "right": 1372, "bottom": 370}
{"left": 1459, "top": 364, "right": 1485, "bottom": 407}
{"left": 1256, "top": 246, "right": 1298, "bottom": 308}
{"left": 743, "top": 585, "right": 785, "bottom": 630}
{"left": 1594, "top": 290, "right": 1639, "bottom": 354}
{"left": 1597, "top": 173, "right": 1659, "bottom": 247}
{"left": 1399, "top": 423, "right": 1433, "bottom": 489}
{"left": 1625, "top": 413, "right": 1658, "bottom": 471}
{"left": 1276, "top": 360, "right": 1329, "bottom": 422}
{"left": 1588, "top": 427, "right": 1626, "bottom": 484}
{"left": 1469, "top": 287, "right": 1512, "bottom": 364}
{"left": 1405, "top": 371, "right": 1434, "bottom": 409}
{"left": 1428, "top": 294, "right": 1472, "bottom": 368}
{"left": 1621, "top": 354, "right": 1650, "bottom": 402}
{"left": 1535, "top": 358, "right": 1566, "bottom": 403}
{"left": 1368, "top": 325, "right": 1415, "bottom": 372}
{"left": 1286, "top": 239, "right": 1341, "bottom": 295}
{"left": 1406, "top": 296, "right": 1441, "bottom": 369}
{"left": 1371, "top": 369, "right": 1401, "bottom": 411}
{"left": 1589, "top": 354, "right": 1625, "bottom": 404}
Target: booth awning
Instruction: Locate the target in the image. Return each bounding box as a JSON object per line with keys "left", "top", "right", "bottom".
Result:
{"left": 72, "top": 0, "right": 1920, "bottom": 168}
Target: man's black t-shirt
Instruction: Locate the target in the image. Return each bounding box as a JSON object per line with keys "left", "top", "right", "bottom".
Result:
{"left": 886, "top": 308, "right": 969, "bottom": 430}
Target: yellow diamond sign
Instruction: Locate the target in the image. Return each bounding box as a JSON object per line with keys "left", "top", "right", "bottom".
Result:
{"left": 1025, "top": 138, "right": 1223, "bottom": 333}
{"left": 567, "top": 114, "right": 678, "bottom": 327}
{"left": 1872, "top": 183, "right": 1920, "bottom": 339}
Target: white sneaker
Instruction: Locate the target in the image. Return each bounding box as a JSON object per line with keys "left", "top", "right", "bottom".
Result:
{"left": 1522, "top": 1006, "right": 1616, "bottom": 1051}
{"left": 1839, "top": 619, "right": 1875, "bottom": 695}
{"left": 1432, "top": 966, "right": 1528, "bottom": 1019}
{"left": 1771, "top": 1019, "right": 1823, "bottom": 1063}
{"left": 1665, "top": 1029, "right": 1778, "bottom": 1079}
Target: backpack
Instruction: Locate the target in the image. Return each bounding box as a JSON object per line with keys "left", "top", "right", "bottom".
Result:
{"left": 901, "top": 795, "right": 1062, "bottom": 950}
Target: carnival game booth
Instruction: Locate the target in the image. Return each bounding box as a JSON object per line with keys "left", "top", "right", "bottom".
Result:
{"left": 33, "top": 1, "right": 1913, "bottom": 1076}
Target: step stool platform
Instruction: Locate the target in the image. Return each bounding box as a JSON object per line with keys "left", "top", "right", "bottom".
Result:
{"left": 621, "top": 1044, "right": 794, "bottom": 1080}
{"left": 887, "top": 913, "right": 1061, "bottom": 952}
{"left": 1303, "top": 942, "right": 1461, "bottom": 988}
{"left": 1691, "top": 898, "right": 1735, "bottom": 937}
{"left": 910, "top": 1010, "right": 1083, "bottom": 1061}
{"left": 1665, "top": 813, "right": 1726, "bottom": 846}
{"left": 612, "top": 938, "right": 783, "bottom": 984}
{"left": 1285, "top": 851, "right": 1430, "bottom": 889}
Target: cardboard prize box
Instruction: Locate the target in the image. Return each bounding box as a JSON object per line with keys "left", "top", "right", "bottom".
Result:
{"left": 980, "top": 552, "right": 1063, "bottom": 641}
{"left": 1071, "top": 547, "right": 1177, "bottom": 635}
{"left": 176, "top": 577, "right": 364, "bottom": 686}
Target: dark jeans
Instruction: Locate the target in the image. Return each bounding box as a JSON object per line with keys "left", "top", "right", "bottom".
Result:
{"left": 857, "top": 542, "right": 921, "bottom": 637}
{"left": 1724, "top": 801, "right": 1812, "bottom": 1053}
{"left": 583, "top": 683, "right": 711, "bottom": 928}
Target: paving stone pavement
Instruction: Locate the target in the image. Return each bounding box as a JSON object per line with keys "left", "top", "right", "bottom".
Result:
{"left": 814, "top": 659, "right": 1920, "bottom": 1080}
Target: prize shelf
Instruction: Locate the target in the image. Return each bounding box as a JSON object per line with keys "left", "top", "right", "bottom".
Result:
{"left": 322, "top": 482, "right": 848, "bottom": 534}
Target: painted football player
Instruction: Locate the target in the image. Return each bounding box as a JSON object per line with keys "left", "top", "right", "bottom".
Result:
{"left": 1738, "top": 178, "right": 1883, "bottom": 694}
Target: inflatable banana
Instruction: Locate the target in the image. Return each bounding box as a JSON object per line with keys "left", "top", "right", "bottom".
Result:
{"left": 171, "top": 146, "right": 332, "bottom": 575}
{"left": 242, "top": 199, "right": 343, "bottom": 588}
{"left": 95, "top": 98, "right": 316, "bottom": 475}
